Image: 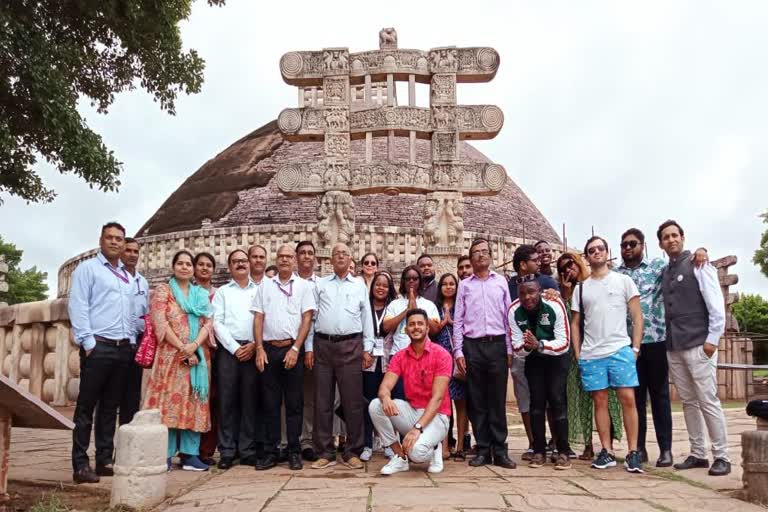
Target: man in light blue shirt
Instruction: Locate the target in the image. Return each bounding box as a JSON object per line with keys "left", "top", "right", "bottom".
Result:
{"left": 68, "top": 222, "right": 136, "bottom": 484}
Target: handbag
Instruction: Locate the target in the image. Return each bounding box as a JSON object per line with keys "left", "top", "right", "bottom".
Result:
{"left": 134, "top": 315, "right": 157, "bottom": 368}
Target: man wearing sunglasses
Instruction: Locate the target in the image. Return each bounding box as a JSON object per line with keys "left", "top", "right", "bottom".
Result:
{"left": 571, "top": 236, "right": 645, "bottom": 473}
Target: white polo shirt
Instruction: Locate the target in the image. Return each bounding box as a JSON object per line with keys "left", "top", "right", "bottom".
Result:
{"left": 251, "top": 274, "right": 316, "bottom": 342}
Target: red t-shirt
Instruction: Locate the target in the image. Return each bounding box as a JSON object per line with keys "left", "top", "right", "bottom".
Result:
{"left": 387, "top": 340, "right": 452, "bottom": 416}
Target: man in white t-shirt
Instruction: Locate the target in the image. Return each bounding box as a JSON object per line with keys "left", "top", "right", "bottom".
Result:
{"left": 382, "top": 265, "right": 440, "bottom": 356}
{"left": 571, "top": 236, "right": 644, "bottom": 473}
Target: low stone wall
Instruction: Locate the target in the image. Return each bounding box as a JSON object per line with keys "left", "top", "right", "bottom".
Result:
{"left": 0, "top": 300, "right": 76, "bottom": 406}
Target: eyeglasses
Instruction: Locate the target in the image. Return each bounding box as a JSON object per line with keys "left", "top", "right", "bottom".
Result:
{"left": 587, "top": 245, "right": 606, "bottom": 256}
{"left": 363, "top": 260, "right": 377, "bottom": 266}
{"left": 230, "top": 258, "right": 248, "bottom": 265}
{"left": 557, "top": 260, "right": 575, "bottom": 274}
{"left": 471, "top": 249, "right": 490, "bottom": 256}
{"left": 405, "top": 275, "right": 420, "bottom": 281}
{"left": 621, "top": 240, "right": 640, "bottom": 250}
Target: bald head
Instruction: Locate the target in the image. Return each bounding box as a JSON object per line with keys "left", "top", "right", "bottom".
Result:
{"left": 276, "top": 243, "right": 295, "bottom": 278}
{"left": 331, "top": 243, "right": 352, "bottom": 277}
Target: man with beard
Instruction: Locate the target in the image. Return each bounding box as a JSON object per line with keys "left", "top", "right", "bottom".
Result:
{"left": 457, "top": 255, "right": 472, "bottom": 281}
{"left": 417, "top": 254, "right": 438, "bottom": 302}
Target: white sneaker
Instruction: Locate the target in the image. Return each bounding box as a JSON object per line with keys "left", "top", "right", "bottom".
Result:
{"left": 383, "top": 447, "right": 395, "bottom": 459}
{"left": 380, "top": 455, "right": 409, "bottom": 475}
{"left": 428, "top": 449, "right": 444, "bottom": 474}
{"left": 373, "top": 436, "right": 383, "bottom": 452}
{"left": 360, "top": 447, "right": 373, "bottom": 462}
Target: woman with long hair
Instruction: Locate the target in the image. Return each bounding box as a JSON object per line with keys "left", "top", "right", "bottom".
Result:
{"left": 382, "top": 265, "right": 441, "bottom": 356}
{"left": 361, "top": 271, "right": 399, "bottom": 462}
{"left": 193, "top": 251, "right": 218, "bottom": 465}
{"left": 557, "top": 253, "right": 623, "bottom": 460}
{"left": 193, "top": 252, "right": 216, "bottom": 300}
{"left": 144, "top": 250, "right": 213, "bottom": 472}
{"left": 434, "top": 273, "right": 471, "bottom": 460}
{"left": 359, "top": 252, "right": 379, "bottom": 290}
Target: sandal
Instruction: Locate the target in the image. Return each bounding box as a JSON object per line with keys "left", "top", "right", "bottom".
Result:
{"left": 578, "top": 446, "right": 594, "bottom": 461}
{"left": 452, "top": 450, "right": 466, "bottom": 461}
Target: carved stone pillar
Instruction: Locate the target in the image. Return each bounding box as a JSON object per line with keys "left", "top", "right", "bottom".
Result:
{"left": 423, "top": 191, "right": 464, "bottom": 275}
{"left": 317, "top": 191, "right": 355, "bottom": 249}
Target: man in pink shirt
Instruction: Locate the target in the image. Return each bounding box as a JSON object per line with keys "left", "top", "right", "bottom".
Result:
{"left": 369, "top": 309, "right": 452, "bottom": 475}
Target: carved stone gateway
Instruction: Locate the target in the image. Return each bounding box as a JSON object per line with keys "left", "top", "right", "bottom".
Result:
{"left": 277, "top": 28, "right": 507, "bottom": 264}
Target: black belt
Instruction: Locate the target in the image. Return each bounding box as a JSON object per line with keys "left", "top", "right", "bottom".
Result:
{"left": 464, "top": 334, "right": 506, "bottom": 343}
{"left": 94, "top": 335, "right": 131, "bottom": 347}
{"left": 315, "top": 332, "right": 362, "bottom": 343}
{"left": 235, "top": 339, "right": 252, "bottom": 345}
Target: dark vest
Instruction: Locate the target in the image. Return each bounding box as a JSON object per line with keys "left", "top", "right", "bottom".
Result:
{"left": 661, "top": 250, "right": 710, "bottom": 351}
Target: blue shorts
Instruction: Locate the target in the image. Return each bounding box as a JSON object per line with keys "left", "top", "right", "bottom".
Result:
{"left": 578, "top": 345, "right": 639, "bottom": 392}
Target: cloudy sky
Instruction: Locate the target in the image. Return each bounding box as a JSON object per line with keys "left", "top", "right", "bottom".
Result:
{"left": 2, "top": 0, "right": 767, "bottom": 298}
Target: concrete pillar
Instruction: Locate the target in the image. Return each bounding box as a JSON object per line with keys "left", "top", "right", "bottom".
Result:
{"left": 742, "top": 419, "right": 768, "bottom": 505}
{"left": 111, "top": 409, "right": 168, "bottom": 509}
{"left": 0, "top": 407, "right": 10, "bottom": 503}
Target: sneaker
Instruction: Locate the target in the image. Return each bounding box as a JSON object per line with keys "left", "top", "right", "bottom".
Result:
{"left": 528, "top": 453, "right": 546, "bottom": 468}
{"left": 373, "top": 436, "right": 383, "bottom": 452}
{"left": 554, "top": 453, "right": 572, "bottom": 470}
{"left": 521, "top": 448, "right": 534, "bottom": 461}
{"left": 428, "top": 449, "right": 443, "bottom": 474}
{"left": 625, "top": 450, "right": 644, "bottom": 473}
{"left": 591, "top": 449, "right": 617, "bottom": 470}
{"left": 343, "top": 456, "right": 364, "bottom": 469}
{"left": 381, "top": 455, "right": 409, "bottom": 475}
{"left": 181, "top": 455, "right": 209, "bottom": 472}
{"left": 311, "top": 457, "right": 337, "bottom": 469}
{"left": 383, "top": 447, "right": 395, "bottom": 459}
{"left": 167, "top": 458, "right": 172, "bottom": 472}
{"left": 360, "top": 447, "right": 373, "bottom": 462}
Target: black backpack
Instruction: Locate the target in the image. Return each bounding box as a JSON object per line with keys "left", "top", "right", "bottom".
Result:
{"left": 746, "top": 399, "right": 768, "bottom": 420}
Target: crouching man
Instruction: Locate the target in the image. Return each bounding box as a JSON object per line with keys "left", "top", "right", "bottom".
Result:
{"left": 369, "top": 308, "right": 451, "bottom": 475}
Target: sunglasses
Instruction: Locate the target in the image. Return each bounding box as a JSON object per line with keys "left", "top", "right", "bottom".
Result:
{"left": 363, "top": 260, "right": 377, "bottom": 266}
{"left": 558, "top": 260, "right": 575, "bottom": 274}
{"left": 587, "top": 245, "right": 606, "bottom": 256}
{"left": 405, "top": 275, "right": 420, "bottom": 281}
{"left": 621, "top": 240, "right": 640, "bottom": 250}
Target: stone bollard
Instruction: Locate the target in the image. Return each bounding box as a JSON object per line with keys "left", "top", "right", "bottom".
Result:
{"left": 742, "top": 418, "right": 768, "bottom": 505}
{"left": 111, "top": 409, "right": 168, "bottom": 509}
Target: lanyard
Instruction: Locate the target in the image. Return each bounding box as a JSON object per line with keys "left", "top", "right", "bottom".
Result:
{"left": 276, "top": 279, "right": 293, "bottom": 298}
{"left": 105, "top": 263, "right": 129, "bottom": 284}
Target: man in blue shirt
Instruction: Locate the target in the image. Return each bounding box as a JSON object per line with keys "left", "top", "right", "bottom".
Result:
{"left": 68, "top": 222, "right": 136, "bottom": 484}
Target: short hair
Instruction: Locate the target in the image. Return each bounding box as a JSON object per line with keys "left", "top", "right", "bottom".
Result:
{"left": 416, "top": 254, "right": 433, "bottom": 265}
{"left": 124, "top": 237, "right": 139, "bottom": 247}
{"left": 101, "top": 222, "right": 126, "bottom": 237}
{"left": 172, "top": 249, "right": 195, "bottom": 267}
{"left": 194, "top": 252, "right": 216, "bottom": 270}
{"left": 406, "top": 308, "right": 428, "bottom": 323}
{"left": 656, "top": 219, "right": 684, "bottom": 242}
{"left": 227, "top": 249, "right": 248, "bottom": 265}
{"left": 265, "top": 265, "right": 278, "bottom": 274}
{"left": 621, "top": 228, "right": 645, "bottom": 244}
{"left": 469, "top": 238, "right": 491, "bottom": 257}
{"left": 583, "top": 236, "right": 609, "bottom": 256}
{"left": 360, "top": 252, "right": 378, "bottom": 265}
{"left": 457, "top": 254, "right": 471, "bottom": 267}
{"left": 515, "top": 273, "right": 540, "bottom": 286}
{"left": 513, "top": 245, "right": 538, "bottom": 272}
{"left": 399, "top": 265, "right": 424, "bottom": 296}
{"left": 248, "top": 244, "right": 267, "bottom": 257}
{"left": 534, "top": 240, "right": 549, "bottom": 250}
{"left": 296, "top": 240, "right": 315, "bottom": 253}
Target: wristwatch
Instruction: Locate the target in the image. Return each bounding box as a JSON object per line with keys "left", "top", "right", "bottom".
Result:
{"left": 414, "top": 422, "right": 423, "bottom": 433}
{"left": 290, "top": 345, "right": 300, "bottom": 353}
{"left": 632, "top": 347, "right": 641, "bottom": 354}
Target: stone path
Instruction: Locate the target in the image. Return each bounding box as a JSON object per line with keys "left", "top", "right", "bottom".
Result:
{"left": 6, "top": 407, "right": 765, "bottom": 511}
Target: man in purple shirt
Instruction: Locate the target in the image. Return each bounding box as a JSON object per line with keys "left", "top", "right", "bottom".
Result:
{"left": 454, "top": 239, "right": 516, "bottom": 469}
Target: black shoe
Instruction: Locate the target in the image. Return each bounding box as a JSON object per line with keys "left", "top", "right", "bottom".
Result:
{"left": 73, "top": 466, "right": 100, "bottom": 484}
{"left": 674, "top": 455, "right": 709, "bottom": 470}
{"left": 218, "top": 457, "right": 234, "bottom": 470}
{"left": 277, "top": 448, "right": 288, "bottom": 463}
{"left": 493, "top": 453, "right": 517, "bottom": 469}
{"left": 240, "top": 456, "right": 258, "bottom": 467}
{"left": 638, "top": 448, "right": 649, "bottom": 463}
{"left": 708, "top": 458, "right": 731, "bottom": 476}
{"left": 200, "top": 456, "right": 216, "bottom": 466}
{"left": 255, "top": 455, "right": 277, "bottom": 471}
{"left": 468, "top": 454, "right": 490, "bottom": 467}
{"left": 289, "top": 452, "right": 303, "bottom": 471}
{"left": 301, "top": 447, "right": 318, "bottom": 462}
{"left": 656, "top": 450, "right": 673, "bottom": 468}
{"left": 95, "top": 464, "right": 114, "bottom": 477}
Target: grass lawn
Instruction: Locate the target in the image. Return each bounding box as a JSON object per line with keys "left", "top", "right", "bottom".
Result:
{"left": 754, "top": 369, "right": 768, "bottom": 378}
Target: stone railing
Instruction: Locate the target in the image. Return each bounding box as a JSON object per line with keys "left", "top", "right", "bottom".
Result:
{"left": 57, "top": 223, "right": 556, "bottom": 296}
{"left": 0, "top": 300, "right": 77, "bottom": 406}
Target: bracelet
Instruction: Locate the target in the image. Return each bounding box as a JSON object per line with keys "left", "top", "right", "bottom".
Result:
{"left": 290, "top": 345, "right": 299, "bottom": 353}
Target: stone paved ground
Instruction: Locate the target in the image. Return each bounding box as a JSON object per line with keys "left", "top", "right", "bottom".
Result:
{"left": 6, "top": 407, "right": 765, "bottom": 511}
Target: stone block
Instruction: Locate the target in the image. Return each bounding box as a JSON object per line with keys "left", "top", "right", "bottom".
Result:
{"left": 742, "top": 429, "right": 768, "bottom": 505}
{"left": 110, "top": 409, "right": 168, "bottom": 509}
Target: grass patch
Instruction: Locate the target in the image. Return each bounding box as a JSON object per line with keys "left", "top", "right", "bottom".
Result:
{"left": 754, "top": 369, "right": 768, "bottom": 378}
{"left": 645, "top": 467, "right": 711, "bottom": 490}
{"left": 30, "top": 493, "right": 68, "bottom": 512}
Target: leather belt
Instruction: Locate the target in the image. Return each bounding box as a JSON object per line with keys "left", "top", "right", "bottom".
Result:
{"left": 94, "top": 335, "right": 131, "bottom": 347}
{"left": 265, "top": 339, "right": 294, "bottom": 348}
{"left": 315, "top": 332, "right": 362, "bottom": 343}
{"left": 464, "top": 334, "right": 506, "bottom": 343}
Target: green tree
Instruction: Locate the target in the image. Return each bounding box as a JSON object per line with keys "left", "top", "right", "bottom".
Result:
{"left": 0, "top": 235, "right": 48, "bottom": 304}
{"left": 732, "top": 293, "right": 768, "bottom": 364}
{"left": 755, "top": 210, "right": 768, "bottom": 279}
{"left": 0, "top": 0, "right": 225, "bottom": 204}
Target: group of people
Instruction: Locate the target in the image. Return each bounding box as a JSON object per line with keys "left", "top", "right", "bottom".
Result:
{"left": 67, "top": 219, "right": 731, "bottom": 484}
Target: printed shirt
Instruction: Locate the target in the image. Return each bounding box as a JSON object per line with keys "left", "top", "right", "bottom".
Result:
{"left": 387, "top": 339, "right": 453, "bottom": 416}
{"left": 509, "top": 297, "right": 570, "bottom": 357}
{"left": 616, "top": 258, "right": 666, "bottom": 344}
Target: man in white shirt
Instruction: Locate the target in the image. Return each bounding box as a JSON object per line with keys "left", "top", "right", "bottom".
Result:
{"left": 296, "top": 240, "right": 320, "bottom": 462}
{"left": 212, "top": 249, "right": 260, "bottom": 469}
{"left": 252, "top": 244, "right": 316, "bottom": 471}
{"left": 310, "top": 243, "right": 375, "bottom": 470}
{"left": 657, "top": 220, "right": 730, "bottom": 476}
{"left": 571, "top": 236, "right": 645, "bottom": 473}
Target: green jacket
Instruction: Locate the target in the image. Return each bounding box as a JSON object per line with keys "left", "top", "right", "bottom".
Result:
{"left": 508, "top": 297, "right": 570, "bottom": 357}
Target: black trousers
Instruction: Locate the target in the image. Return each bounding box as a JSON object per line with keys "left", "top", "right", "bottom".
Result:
{"left": 216, "top": 344, "right": 260, "bottom": 460}
{"left": 118, "top": 347, "right": 143, "bottom": 426}
{"left": 72, "top": 342, "right": 132, "bottom": 471}
{"left": 464, "top": 337, "right": 508, "bottom": 458}
{"left": 525, "top": 352, "right": 570, "bottom": 454}
{"left": 635, "top": 341, "right": 673, "bottom": 452}
{"left": 263, "top": 344, "right": 305, "bottom": 455}
{"left": 362, "top": 357, "right": 405, "bottom": 448}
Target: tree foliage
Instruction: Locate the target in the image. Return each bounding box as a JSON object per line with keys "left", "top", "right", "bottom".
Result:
{"left": 0, "top": 0, "right": 225, "bottom": 204}
{"left": 754, "top": 210, "right": 768, "bottom": 279}
{"left": 0, "top": 235, "right": 48, "bottom": 305}
{"left": 732, "top": 293, "right": 768, "bottom": 364}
